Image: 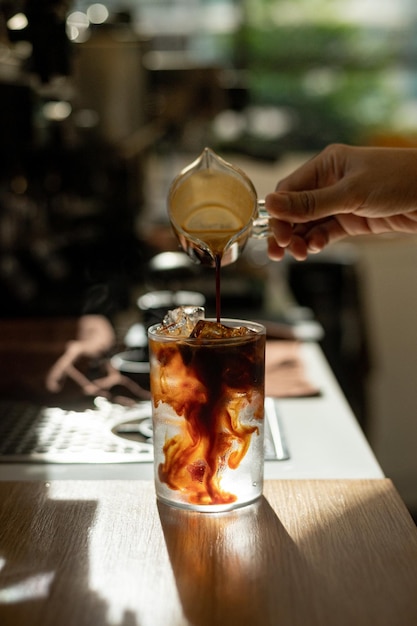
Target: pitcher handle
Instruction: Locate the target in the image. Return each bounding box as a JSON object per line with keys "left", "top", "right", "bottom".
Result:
{"left": 252, "top": 199, "right": 271, "bottom": 239}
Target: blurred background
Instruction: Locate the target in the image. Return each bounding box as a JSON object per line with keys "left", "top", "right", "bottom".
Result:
{"left": 0, "top": 0, "right": 417, "bottom": 513}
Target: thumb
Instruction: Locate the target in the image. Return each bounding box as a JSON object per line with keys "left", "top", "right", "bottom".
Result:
{"left": 265, "top": 185, "right": 354, "bottom": 223}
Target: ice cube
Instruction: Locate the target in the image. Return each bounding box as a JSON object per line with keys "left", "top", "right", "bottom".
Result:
{"left": 157, "top": 306, "right": 205, "bottom": 336}
{"left": 190, "top": 320, "right": 253, "bottom": 339}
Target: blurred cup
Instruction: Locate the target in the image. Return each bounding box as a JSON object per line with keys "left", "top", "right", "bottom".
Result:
{"left": 110, "top": 349, "right": 150, "bottom": 391}
{"left": 148, "top": 317, "right": 266, "bottom": 512}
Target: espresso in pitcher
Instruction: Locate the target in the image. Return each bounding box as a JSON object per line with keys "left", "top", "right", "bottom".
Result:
{"left": 168, "top": 148, "right": 259, "bottom": 320}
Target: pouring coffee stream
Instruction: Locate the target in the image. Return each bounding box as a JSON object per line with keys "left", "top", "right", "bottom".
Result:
{"left": 168, "top": 147, "right": 270, "bottom": 321}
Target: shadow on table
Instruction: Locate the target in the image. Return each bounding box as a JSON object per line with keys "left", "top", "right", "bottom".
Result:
{"left": 0, "top": 483, "right": 138, "bottom": 626}
{"left": 158, "top": 495, "right": 321, "bottom": 626}
{"left": 158, "top": 483, "right": 417, "bottom": 626}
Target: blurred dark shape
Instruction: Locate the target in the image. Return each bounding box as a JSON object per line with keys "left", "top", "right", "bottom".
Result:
{"left": 6, "top": 0, "right": 72, "bottom": 83}
{"left": 0, "top": 4, "right": 153, "bottom": 318}
{"left": 288, "top": 257, "right": 370, "bottom": 429}
{"left": 0, "top": 82, "right": 33, "bottom": 179}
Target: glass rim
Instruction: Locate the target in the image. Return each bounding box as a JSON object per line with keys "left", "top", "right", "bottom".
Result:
{"left": 147, "top": 317, "right": 266, "bottom": 343}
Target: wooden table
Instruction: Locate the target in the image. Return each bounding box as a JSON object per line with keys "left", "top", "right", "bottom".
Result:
{"left": 1, "top": 479, "right": 416, "bottom": 626}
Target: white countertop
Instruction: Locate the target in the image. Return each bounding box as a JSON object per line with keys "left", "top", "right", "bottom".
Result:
{"left": 264, "top": 342, "right": 383, "bottom": 480}
{"left": 0, "top": 343, "right": 384, "bottom": 482}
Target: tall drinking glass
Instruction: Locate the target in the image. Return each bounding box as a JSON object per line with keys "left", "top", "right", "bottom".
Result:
{"left": 148, "top": 318, "right": 266, "bottom": 512}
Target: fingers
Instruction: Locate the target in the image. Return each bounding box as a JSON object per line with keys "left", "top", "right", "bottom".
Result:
{"left": 268, "top": 220, "right": 310, "bottom": 261}
{"left": 267, "top": 237, "right": 287, "bottom": 261}
{"left": 268, "top": 216, "right": 316, "bottom": 260}
{"left": 267, "top": 217, "right": 349, "bottom": 261}
{"left": 264, "top": 144, "right": 368, "bottom": 261}
{"left": 265, "top": 181, "right": 359, "bottom": 223}
{"left": 269, "top": 217, "right": 293, "bottom": 246}
{"left": 45, "top": 343, "right": 82, "bottom": 392}
{"left": 268, "top": 232, "right": 312, "bottom": 261}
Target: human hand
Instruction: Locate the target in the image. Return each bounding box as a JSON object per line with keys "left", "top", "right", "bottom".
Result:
{"left": 46, "top": 315, "right": 151, "bottom": 403}
{"left": 265, "top": 143, "right": 417, "bottom": 260}
{"left": 46, "top": 315, "right": 116, "bottom": 393}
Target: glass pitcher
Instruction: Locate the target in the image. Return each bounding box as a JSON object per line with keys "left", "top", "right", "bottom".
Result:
{"left": 168, "top": 147, "right": 270, "bottom": 267}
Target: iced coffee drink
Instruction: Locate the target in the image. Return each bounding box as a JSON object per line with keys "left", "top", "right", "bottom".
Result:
{"left": 148, "top": 307, "right": 266, "bottom": 512}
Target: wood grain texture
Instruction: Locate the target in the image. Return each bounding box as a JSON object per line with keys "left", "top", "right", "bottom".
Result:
{"left": 0, "top": 479, "right": 416, "bottom": 626}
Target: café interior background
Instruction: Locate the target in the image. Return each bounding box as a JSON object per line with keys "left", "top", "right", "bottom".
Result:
{"left": 1, "top": 0, "right": 417, "bottom": 511}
